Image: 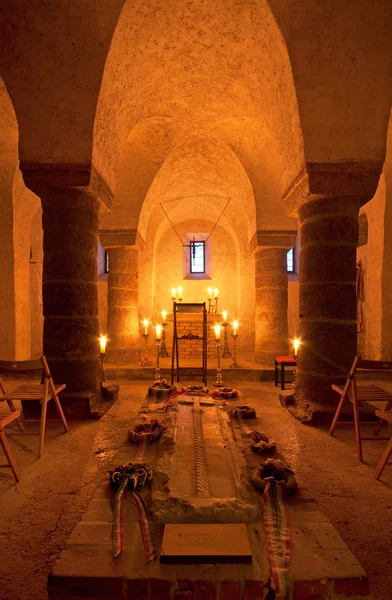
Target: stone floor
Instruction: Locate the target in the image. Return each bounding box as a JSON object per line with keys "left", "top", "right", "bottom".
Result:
{"left": 0, "top": 379, "right": 391, "bottom": 599}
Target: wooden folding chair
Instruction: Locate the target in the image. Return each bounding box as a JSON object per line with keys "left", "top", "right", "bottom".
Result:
{"left": 0, "top": 356, "right": 68, "bottom": 458}
{"left": 329, "top": 355, "right": 392, "bottom": 461}
{"left": 375, "top": 410, "right": 392, "bottom": 480}
{"left": 0, "top": 410, "right": 21, "bottom": 482}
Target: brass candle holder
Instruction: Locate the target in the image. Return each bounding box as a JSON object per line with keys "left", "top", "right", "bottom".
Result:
{"left": 141, "top": 333, "right": 152, "bottom": 366}
{"left": 154, "top": 338, "right": 162, "bottom": 383}
{"left": 222, "top": 321, "right": 232, "bottom": 358}
{"left": 213, "top": 296, "right": 219, "bottom": 315}
{"left": 230, "top": 333, "right": 241, "bottom": 368}
{"left": 154, "top": 325, "right": 162, "bottom": 383}
{"left": 159, "top": 321, "right": 169, "bottom": 357}
{"left": 208, "top": 297, "right": 213, "bottom": 314}
{"left": 214, "top": 339, "right": 224, "bottom": 387}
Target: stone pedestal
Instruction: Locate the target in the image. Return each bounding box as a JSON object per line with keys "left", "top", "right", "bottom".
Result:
{"left": 100, "top": 230, "right": 144, "bottom": 363}
{"left": 252, "top": 230, "right": 297, "bottom": 365}
{"left": 283, "top": 162, "right": 383, "bottom": 423}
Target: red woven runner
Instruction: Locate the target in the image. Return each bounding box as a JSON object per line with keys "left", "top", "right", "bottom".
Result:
{"left": 263, "top": 480, "right": 291, "bottom": 599}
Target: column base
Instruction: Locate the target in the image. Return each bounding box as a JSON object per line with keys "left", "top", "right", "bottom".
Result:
{"left": 106, "top": 347, "right": 140, "bottom": 363}
{"left": 21, "top": 387, "right": 119, "bottom": 419}
{"left": 279, "top": 390, "right": 379, "bottom": 425}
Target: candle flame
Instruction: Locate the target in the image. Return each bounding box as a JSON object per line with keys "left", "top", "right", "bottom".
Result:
{"left": 99, "top": 335, "right": 107, "bottom": 354}
{"left": 207, "top": 287, "right": 213, "bottom": 297}
{"left": 232, "top": 320, "right": 239, "bottom": 333}
{"left": 214, "top": 324, "right": 221, "bottom": 340}
{"left": 171, "top": 288, "right": 176, "bottom": 298}
{"left": 161, "top": 310, "right": 167, "bottom": 321}
{"left": 143, "top": 319, "right": 149, "bottom": 327}
{"left": 222, "top": 310, "right": 228, "bottom": 322}
{"left": 293, "top": 337, "right": 301, "bottom": 355}
{"left": 156, "top": 324, "right": 162, "bottom": 340}
{"left": 178, "top": 286, "right": 183, "bottom": 296}
{"left": 214, "top": 288, "right": 219, "bottom": 297}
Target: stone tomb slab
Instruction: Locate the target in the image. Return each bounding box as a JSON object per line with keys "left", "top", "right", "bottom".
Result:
{"left": 150, "top": 394, "right": 259, "bottom": 523}
{"left": 160, "top": 523, "right": 252, "bottom": 564}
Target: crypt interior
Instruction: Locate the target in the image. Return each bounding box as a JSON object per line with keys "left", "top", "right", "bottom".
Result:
{"left": 1, "top": 2, "right": 392, "bottom": 600}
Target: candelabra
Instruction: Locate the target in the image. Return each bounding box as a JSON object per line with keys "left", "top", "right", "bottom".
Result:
{"left": 99, "top": 352, "right": 107, "bottom": 383}
{"left": 214, "top": 339, "right": 224, "bottom": 387}
{"left": 159, "top": 321, "right": 169, "bottom": 357}
{"left": 230, "top": 333, "right": 241, "bottom": 368}
{"left": 213, "top": 296, "right": 219, "bottom": 314}
{"left": 222, "top": 321, "right": 232, "bottom": 358}
{"left": 154, "top": 337, "right": 162, "bottom": 383}
{"left": 141, "top": 333, "right": 152, "bottom": 366}
{"left": 208, "top": 297, "right": 213, "bottom": 314}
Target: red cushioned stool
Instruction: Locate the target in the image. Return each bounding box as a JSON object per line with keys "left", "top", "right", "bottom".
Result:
{"left": 274, "top": 356, "right": 297, "bottom": 391}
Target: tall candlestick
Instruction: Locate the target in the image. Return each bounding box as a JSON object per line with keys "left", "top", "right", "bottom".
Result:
{"left": 222, "top": 319, "right": 232, "bottom": 358}
{"left": 141, "top": 333, "right": 152, "bottom": 366}
{"left": 159, "top": 321, "right": 169, "bottom": 358}
{"left": 230, "top": 321, "right": 241, "bottom": 368}
{"left": 214, "top": 336, "right": 224, "bottom": 387}
{"left": 99, "top": 335, "right": 107, "bottom": 383}
{"left": 178, "top": 286, "right": 183, "bottom": 303}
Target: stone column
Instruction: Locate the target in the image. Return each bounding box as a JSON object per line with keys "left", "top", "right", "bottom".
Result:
{"left": 282, "top": 162, "right": 382, "bottom": 423}
{"left": 100, "top": 230, "right": 144, "bottom": 363}
{"left": 252, "top": 230, "right": 297, "bottom": 365}
{"left": 22, "top": 165, "right": 111, "bottom": 417}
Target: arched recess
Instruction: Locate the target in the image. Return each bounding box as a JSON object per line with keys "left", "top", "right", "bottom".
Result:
{"left": 137, "top": 135, "right": 257, "bottom": 351}
{"left": 0, "top": 78, "right": 41, "bottom": 359}
{"left": 93, "top": 0, "right": 304, "bottom": 195}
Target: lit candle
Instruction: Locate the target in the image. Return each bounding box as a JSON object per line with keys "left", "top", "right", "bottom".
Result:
{"left": 214, "top": 324, "right": 221, "bottom": 340}
{"left": 99, "top": 335, "right": 107, "bottom": 354}
{"left": 156, "top": 324, "right": 162, "bottom": 340}
{"left": 207, "top": 287, "right": 213, "bottom": 298}
{"left": 161, "top": 310, "right": 167, "bottom": 322}
{"left": 214, "top": 288, "right": 219, "bottom": 298}
{"left": 178, "top": 286, "right": 183, "bottom": 297}
{"left": 143, "top": 319, "right": 149, "bottom": 335}
{"left": 232, "top": 320, "right": 239, "bottom": 335}
{"left": 293, "top": 337, "right": 301, "bottom": 358}
{"left": 171, "top": 288, "right": 176, "bottom": 299}
{"left": 222, "top": 310, "right": 228, "bottom": 323}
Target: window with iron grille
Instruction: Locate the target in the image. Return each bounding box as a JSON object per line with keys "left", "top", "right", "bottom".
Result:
{"left": 190, "top": 240, "right": 205, "bottom": 273}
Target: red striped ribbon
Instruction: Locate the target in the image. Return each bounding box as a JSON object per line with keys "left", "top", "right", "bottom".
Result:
{"left": 132, "top": 490, "right": 156, "bottom": 562}
{"left": 112, "top": 477, "right": 128, "bottom": 558}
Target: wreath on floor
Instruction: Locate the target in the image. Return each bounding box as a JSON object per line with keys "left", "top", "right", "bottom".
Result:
{"left": 129, "top": 419, "right": 165, "bottom": 443}
{"left": 181, "top": 385, "right": 209, "bottom": 395}
{"left": 230, "top": 404, "right": 256, "bottom": 419}
{"left": 251, "top": 458, "right": 297, "bottom": 496}
{"left": 210, "top": 387, "right": 239, "bottom": 400}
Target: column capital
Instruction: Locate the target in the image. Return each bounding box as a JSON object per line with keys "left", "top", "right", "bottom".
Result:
{"left": 99, "top": 229, "right": 145, "bottom": 252}
{"left": 282, "top": 161, "right": 383, "bottom": 217}
{"left": 250, "top": 229, "right": 297, "bottom": 253}
{"left": 20, "top": 162, "right": 114, "bottom": 212}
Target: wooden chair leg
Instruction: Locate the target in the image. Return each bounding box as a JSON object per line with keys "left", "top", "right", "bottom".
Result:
{"left": 374, "top": 400, "right": 392, "bottom": 436}
{"left": 0, "top": 430, "right": 20, "bottom": 482}
{"left": 38, "top": 399, "right": 48, "bottom": 458}
{"left": 6, "top": 399, "right": 24, "bottom": 432}
{"left": 53, "top": 395, "right": 69, "bottom": 433}
{"left": 375, "top": 436, "right": 392, "bottom": 480}
{"left": 353, "top": 397, "right": 363, "bottom": 462}
{"left": 329, "top": 395, "right": 346, "bottom": 435}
